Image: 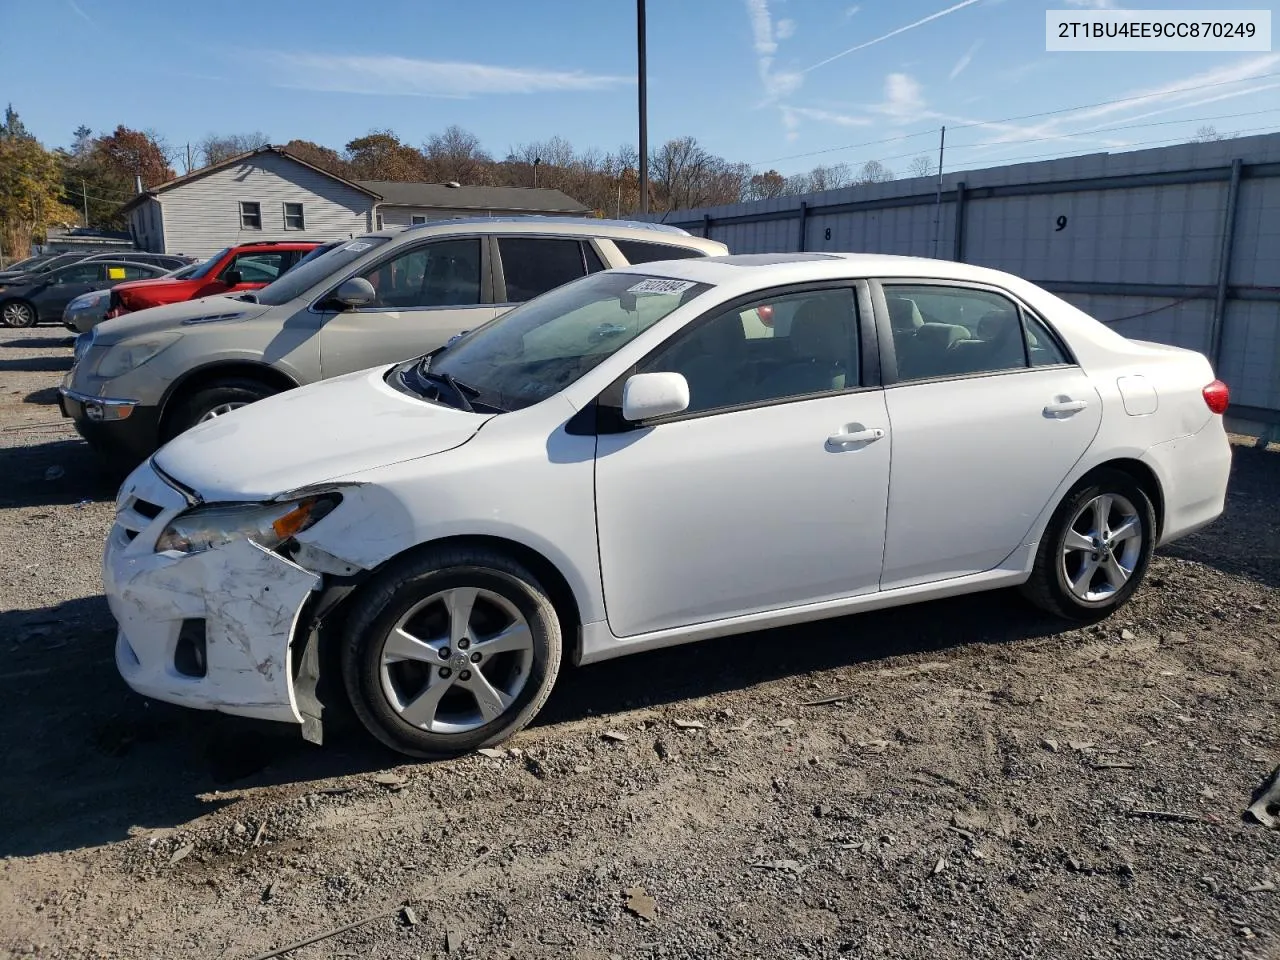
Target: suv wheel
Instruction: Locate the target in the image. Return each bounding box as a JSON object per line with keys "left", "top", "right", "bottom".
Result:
{"left": 164, "top": 378, "right": 279, "bottom": 440}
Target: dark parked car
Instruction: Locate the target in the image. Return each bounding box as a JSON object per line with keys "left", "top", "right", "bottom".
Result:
{"left": 83, "top": 252, "right": 195, "bottom": 270}
{"left": 0, "top": 252, "right": 93, "bottom": 283}
{"left": 0, "top": 259, "right": 170, "bottom": 327}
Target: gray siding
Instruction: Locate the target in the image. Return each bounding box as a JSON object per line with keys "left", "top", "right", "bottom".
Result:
{"left": 128, "top": 197, "right": 165, "bottom": 253}
{"left": 156, "top": 153, "right": 374, "bottom": 257}
{"left": 643, "top": 133, "right": 1280, "bottom": 420}
{"left": 377, "top": 205, "right": 579, "bottom": 229}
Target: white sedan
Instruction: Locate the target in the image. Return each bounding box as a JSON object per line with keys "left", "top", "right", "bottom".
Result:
{"left": 103, "top": 253, "right": 1232, "bottom": 757}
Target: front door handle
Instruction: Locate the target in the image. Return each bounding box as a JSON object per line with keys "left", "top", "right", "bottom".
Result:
{"left": 828, "top": 427, "right": 885, "bottom": 446}
{"left": 1043, "top": 398, "right": 1088, "bottom": 417}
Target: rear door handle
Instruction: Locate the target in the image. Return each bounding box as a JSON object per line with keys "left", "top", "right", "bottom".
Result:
{"left": 1043, "top": 398, "right": 1088, "bottom": 417}
{"left": 828, "top": 427, "right": 885, "bottom": 445}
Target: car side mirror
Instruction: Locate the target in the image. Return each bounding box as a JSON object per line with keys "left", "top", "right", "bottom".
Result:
{"left": 333, "top": 277, "right": 377, "bottom": 308}
{"left": 223, "top": 269, "right": 243, "bottom": 286}
{"left": 621, "top": 372, "right": 690, "bottom": 423}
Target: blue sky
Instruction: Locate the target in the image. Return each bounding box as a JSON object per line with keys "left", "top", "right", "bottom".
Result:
{"left": 2, "top": 0, "right": 1277, "bottom": 178}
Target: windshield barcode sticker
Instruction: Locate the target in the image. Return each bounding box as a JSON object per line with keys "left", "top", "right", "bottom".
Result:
{"left": 627, "top": 278, "right": 696, "bottom": 295}
{"left": 343, "top": 241, "right": 374, "bottom": 252}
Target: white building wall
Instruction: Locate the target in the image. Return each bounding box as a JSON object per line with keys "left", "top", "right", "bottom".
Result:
{"left": 156, "top": 153, "right": 374, "bottom": 257}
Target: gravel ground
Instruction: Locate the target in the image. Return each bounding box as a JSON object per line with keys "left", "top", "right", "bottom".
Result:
{"left": 0, "top": 326, "right": 1277, "bottom": 960}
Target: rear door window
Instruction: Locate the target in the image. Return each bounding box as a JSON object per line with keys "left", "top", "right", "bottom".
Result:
{"left": 497, "top": 237, "right": 589, "bottom": 302}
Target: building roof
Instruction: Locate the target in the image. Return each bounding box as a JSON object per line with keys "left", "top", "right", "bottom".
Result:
{"left": 117, "top": 146, "right": 382, "bottom": 215}
{"left": 356, "top": 179, "right": 588, "bottom": 214}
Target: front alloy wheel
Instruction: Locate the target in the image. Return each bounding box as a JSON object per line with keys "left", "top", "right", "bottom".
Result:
{"left": 1, "top": 301, "right": 37, "bottom": 328}
{"left": 342, "top": 546, "right": 562, "bottom": 758}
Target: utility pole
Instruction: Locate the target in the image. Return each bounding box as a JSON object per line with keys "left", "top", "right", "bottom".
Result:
{"left": 81, "top": 180, "right": 89, "bottom": 227}
{"left": 637, "top": 0, "right": 649, "bottom": 215}
{"left": 931, "top": 126, "right": 946, "bottom": 258}
{"left": 533, "top": 156, "right": 541, "bottom": 188}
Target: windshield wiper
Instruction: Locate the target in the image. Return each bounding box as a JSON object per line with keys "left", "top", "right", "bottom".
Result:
{"left": 412, "top": 362, "right": 478, "bottom": 412}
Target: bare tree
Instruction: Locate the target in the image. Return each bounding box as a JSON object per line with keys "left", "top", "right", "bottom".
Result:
{"left": 908, "top": 155, "right": 935, "bottom": 178}
{"left": 1191, "top": 125, "right": 1224, "bottom": 143}
{"left": 198, "top": 131, "right": 270, "bottom": 167}
{"left": 807, "top": 163, "right": 853, "bottom": 192}
{"left": 857, "top": 160, "right": 894, "bottom": 184}
{"left": 423, "top": 125, "right": 493, "bottom": 184}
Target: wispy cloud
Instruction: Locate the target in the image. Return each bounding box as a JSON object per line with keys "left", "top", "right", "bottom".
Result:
{"left": 745, "top": 0, "right": 803, "bottom": 101}
{"left": 789, "top": 106, "right": 873, "bottom": 128}
{"left": 844, "top": 5, "right": 861, "bottom": 16}
{"left": 265, "top": 53, "right": 630, "bottom": 98}
{"left": 807, "top": 0, "right": 981, "bottom": 72}
{"left": 949, "top": 40, "right": 982, "bottom": 81}
{"left": 66, "top": 0, "right": 93, "bottom": 24}
{"left": 776, "top": 18, "right": 796, "bottom": 40}
{"left": 874, "top": 73, "right": 930, "bottom": 124}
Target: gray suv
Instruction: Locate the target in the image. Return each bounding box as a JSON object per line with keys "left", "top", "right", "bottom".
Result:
{"left": 59, "top": 218, "right": 726, "bottom": 466}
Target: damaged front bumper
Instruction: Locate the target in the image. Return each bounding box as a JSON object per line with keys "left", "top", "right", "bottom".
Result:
{"left": 104, "top": 460, "right": 323, "bottom": 726}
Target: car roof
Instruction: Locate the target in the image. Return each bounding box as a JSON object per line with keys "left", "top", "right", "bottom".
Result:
{"left": 359, "top": 216, "right": 718, "bottom": 248}
{"left": 610, "top": 252, "right": 1033, "bottom": 288}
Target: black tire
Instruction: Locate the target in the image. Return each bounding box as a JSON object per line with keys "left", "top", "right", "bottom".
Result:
{"left": 0, "top": 299, "right": 38, "bottom": 328}
{"left": 1020, "top": 468, "right": 1156, "bottom": 621}
{"left": 341, "top": 545, "right": 562, "bottom": 759}
{"left": 162, "top": 378, "right": 279, "bottom": 440}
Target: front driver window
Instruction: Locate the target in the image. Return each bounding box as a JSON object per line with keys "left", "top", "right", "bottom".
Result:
{"left": 638, "top": 287, "right": 861, "bottom": 415}
{"left": 359, "top": 238, "right": 482, "bottom": 309}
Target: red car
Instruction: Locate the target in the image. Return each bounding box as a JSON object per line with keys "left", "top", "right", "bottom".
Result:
{"left": 107, "top": 240, "right": 321, "bottom": 317}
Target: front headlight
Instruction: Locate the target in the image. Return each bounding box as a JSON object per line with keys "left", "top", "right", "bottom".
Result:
{"left": 154, "top": 495, "right": 341, "bottom": 554}
{"left": 96, "top": 334, "right": 181, "bottom": 378}
{"left": 69, "top": 290, "right": 109, "bottom": 311}
{"left": 73, "top": 328, "right": 95, "bottom": 363}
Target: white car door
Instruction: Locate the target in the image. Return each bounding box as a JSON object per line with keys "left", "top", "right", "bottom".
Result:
{"left": 877, "top": 281, "right": 1103, "bottom": 589}
{"left": 318, "top": 236, "right": 499, "bottom": 377}
{"left": 594, "top": 284, "right": 892, "bottom": 638}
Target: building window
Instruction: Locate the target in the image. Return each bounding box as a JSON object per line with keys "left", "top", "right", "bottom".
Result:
{"left": 411, "top": 214, "right": 428, "bottom": 225}
{"left": 283, "top": 202, "right": 305, "bottom": 230}
{"left": 376, "top": 214, "right": 384, "bottom": 230}
{"left": 240, "top": 201, "right": 262, "bottom": 230}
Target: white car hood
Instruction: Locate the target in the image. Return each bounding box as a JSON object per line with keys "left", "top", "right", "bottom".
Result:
{"left": 153, "top": 366, "right": 492, "bottom": 501}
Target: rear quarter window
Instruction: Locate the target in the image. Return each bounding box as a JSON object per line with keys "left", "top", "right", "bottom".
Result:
{"left": 613, "top": 239, "right": 707, "bottom": 264}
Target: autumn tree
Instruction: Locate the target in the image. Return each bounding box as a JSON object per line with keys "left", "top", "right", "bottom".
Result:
{"left": 649, "top": 137, "right": 749, "bottom": 212}
{"left": 0, "top": 107, "right": 72, "bottom": 259}
{"left": 344, "top": 130, "right": 428, "bottom": 181}
{"left": 95, "top": 125, "right": 176, "bottom": 190}
{"left": 198, "top": 131, "right": 270, "bottom": 167}
{"left": 282, "top": 139, "right": 351, "bottom": 178}
{"left": 745, "top": 169, "right": 788, "bottom": 200}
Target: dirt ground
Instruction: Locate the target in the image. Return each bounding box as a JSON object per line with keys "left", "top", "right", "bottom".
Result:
{"left": 0, "top": 325, "right": 1277, "bottom": 960}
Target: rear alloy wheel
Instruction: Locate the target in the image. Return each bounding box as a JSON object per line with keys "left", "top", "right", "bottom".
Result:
{"left": 341, "top": 546, "right": 562, "bottom": 758}
{"left": 1, "top": 301, "right": 37, "bottom": 328}
{"left": 1021, "top": 469, "right": 1155, "bottom": 620}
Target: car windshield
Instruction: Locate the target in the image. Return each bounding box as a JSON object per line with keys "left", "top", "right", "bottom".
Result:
{"left": 419, "top": 271, "right": 710, "bottom": 412}
{"left": 185, "top": 250, "right": 229, "bottom": 280}
{"left": 7, "top": 255, "right": 50, "bottom": 271}
{"left": 164, "top": 263, "right": 201, "bottom": 279}
{"left": 255, "top": 237, "right": 391, "bottom": 306}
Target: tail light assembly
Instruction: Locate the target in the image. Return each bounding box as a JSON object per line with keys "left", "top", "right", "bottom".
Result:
{"left": 1203, "top": 379, "right": 1229, "bottom": 415}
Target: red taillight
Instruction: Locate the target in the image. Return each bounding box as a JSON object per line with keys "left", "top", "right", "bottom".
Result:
{"left": 757, "top": 304, "right": 774, "bottom": 328}
{"left": 1203, "top": 379, "right": 1229, "bottom": 414}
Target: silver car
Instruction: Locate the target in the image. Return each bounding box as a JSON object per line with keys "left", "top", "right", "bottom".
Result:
{"left": 59, "top": 218, "right": 726, "bottom": 466}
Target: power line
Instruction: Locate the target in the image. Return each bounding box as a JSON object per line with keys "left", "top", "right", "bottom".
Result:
{"left": 756, "top": 70, "right": 1280, "bottom": 166}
